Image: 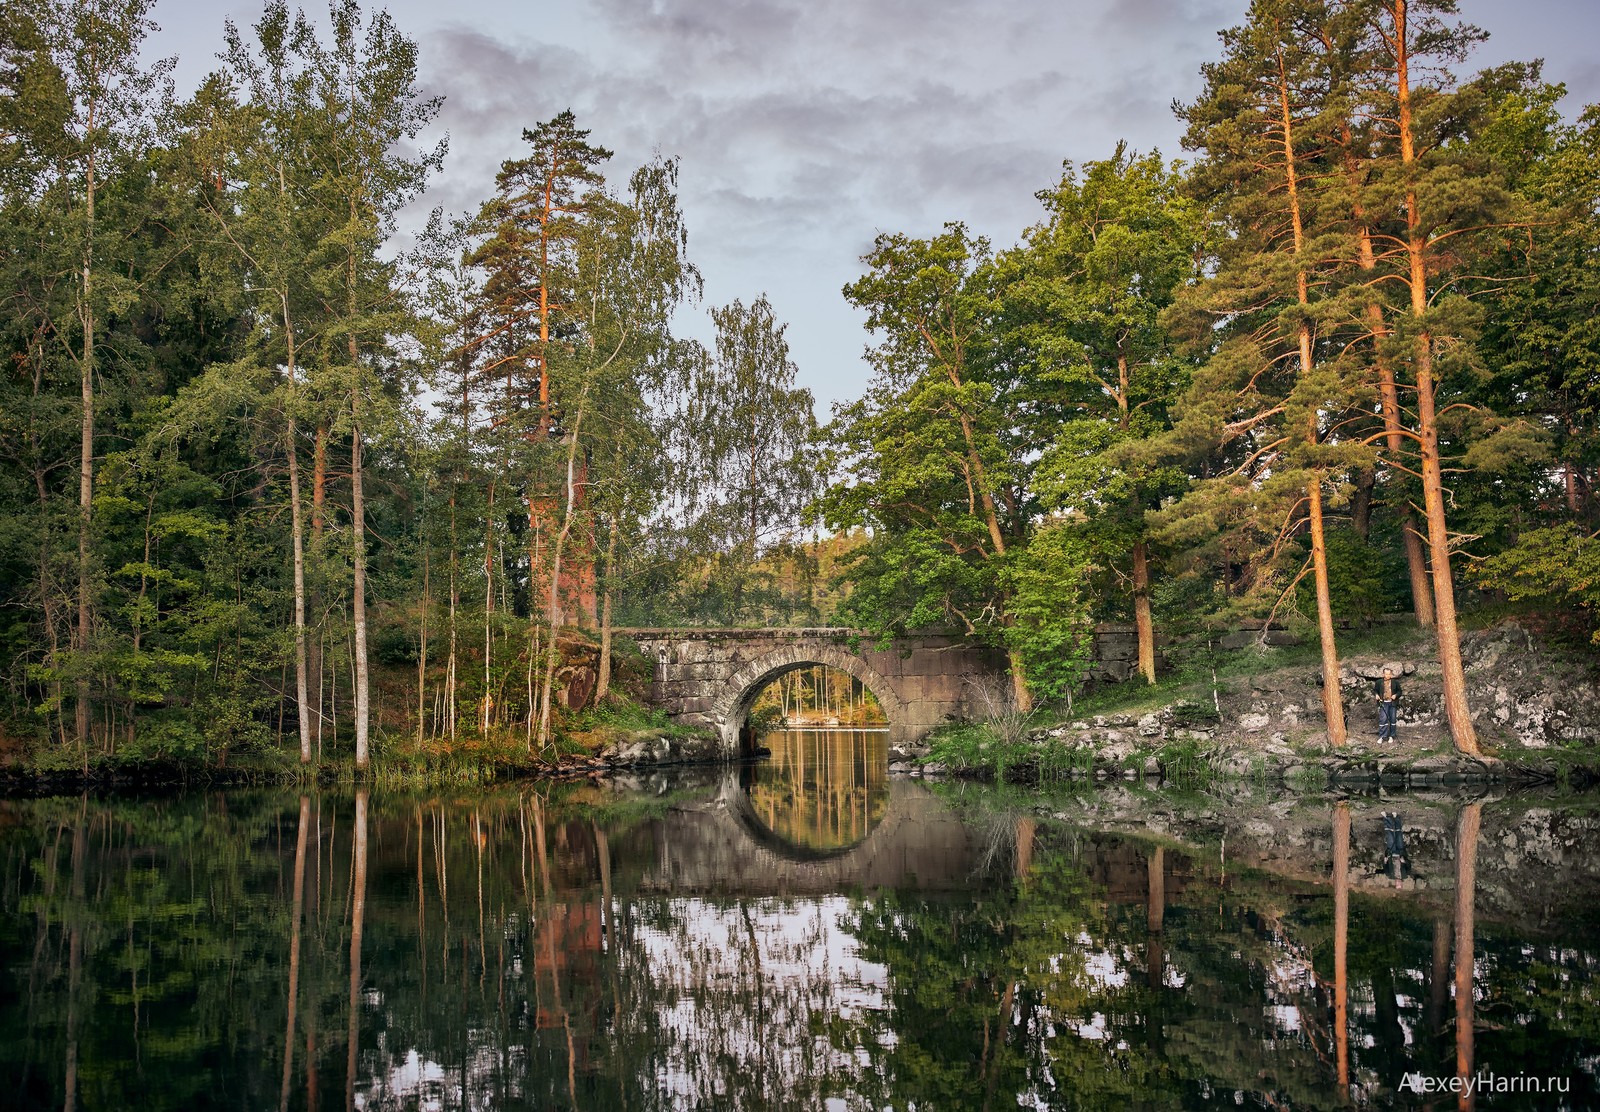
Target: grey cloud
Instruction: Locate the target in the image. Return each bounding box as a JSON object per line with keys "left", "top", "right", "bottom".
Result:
{"left": 149, "top": 0, "right": 1600, "bottom": 409}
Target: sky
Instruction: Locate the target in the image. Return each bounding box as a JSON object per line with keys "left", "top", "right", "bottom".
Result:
{"left": 146, "top": 0, "right": 1600, "bottom": 417}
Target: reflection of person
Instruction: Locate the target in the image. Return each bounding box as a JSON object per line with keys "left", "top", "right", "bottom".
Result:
{"left": 1382, "top": 811, "right": 1409, "bottom": 889}
{"left": 1373, "top": 668, "right": 1402, "bottom": 742}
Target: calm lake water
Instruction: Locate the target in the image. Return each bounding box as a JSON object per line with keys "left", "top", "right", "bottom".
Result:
{"left": 3, "top": 730, "right": 1598, "bottom": 1110}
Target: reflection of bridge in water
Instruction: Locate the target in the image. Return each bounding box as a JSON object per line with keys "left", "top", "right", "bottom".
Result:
{"left": 636, "top": 775, "right": 986, "bottom": 895}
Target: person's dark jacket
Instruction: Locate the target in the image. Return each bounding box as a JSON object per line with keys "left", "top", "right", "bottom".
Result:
{"left": 1372, "top": 677, "right": 1402, "bottom": 701}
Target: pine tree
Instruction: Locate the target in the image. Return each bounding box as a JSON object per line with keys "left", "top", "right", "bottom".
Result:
{"left": 1174, "top": 0, "right": 1365, "bottom": 745}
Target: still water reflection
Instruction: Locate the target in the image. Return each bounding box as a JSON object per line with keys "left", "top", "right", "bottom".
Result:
{"left": 741, "top": 727, "right": 889, "bottom": 855}
{"left": 2, "top": 761, "right": 1599, "bottom": 1109}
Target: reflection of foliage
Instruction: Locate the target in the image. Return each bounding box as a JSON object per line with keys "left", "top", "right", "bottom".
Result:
{"left": 4, "top": 791, "right": 1600, "bottom": 1109}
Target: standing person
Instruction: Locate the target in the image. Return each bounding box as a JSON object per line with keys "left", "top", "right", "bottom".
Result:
{"left": 1374, "top": 667, "right": 1402, "bottom": 742}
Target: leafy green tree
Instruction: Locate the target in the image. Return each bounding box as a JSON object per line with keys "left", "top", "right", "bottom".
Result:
{"left": 301, "top": 0, "right": 442, "bottom": 768}
{"left": 678, "top": 295, "right": 816, "bottom": 624}
{"left": 6, "top": 0, "right": 173, "bottom": 746}
{"left": 1000, "top": 146, "right": 1200, "bottom": 684}
{"left": 200, "top": 0, "right": 341, "bottom": 763}
{"left": 828, "top": 224, "right": 1045, "bottom": 707}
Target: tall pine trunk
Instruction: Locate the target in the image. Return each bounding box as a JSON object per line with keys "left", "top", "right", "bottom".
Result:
{"left": 1393, "top": 0, "right": 1478, "bottom": 753}
{"left": 1341, "top": 121, "right": 1435, "bottom": 626}
{"left": 1276, "top": 43, "right": 1346, "bottom": 746}
{"left": 285, "top": 318, "right": 313, "bottom": 764}
{"left": 75, "top": 134, "right": 98, "bottom": 749}
{"left": 350, "top": 415, "right": 370, "bottom": 769}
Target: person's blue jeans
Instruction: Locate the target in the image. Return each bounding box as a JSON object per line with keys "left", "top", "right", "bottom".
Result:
{"left": 1378, "top": 700, "right": 1398, "bottom": 741}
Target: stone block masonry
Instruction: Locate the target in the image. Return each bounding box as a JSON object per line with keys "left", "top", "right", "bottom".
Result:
{"left": 621, "top": 628, "right": 1004, "bottom": 755}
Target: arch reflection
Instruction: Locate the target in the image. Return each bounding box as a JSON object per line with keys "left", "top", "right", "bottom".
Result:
{"left": 739, "top": 666, "right": 891, "bottom": 857}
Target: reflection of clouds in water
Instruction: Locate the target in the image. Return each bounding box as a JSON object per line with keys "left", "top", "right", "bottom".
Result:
{"left": 636, "top": 896, "right": 889, "bottom": 1104}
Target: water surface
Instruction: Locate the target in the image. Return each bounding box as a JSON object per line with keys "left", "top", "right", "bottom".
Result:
{"left": 2, "top": 745, "right": 1598, "bottom": 1109}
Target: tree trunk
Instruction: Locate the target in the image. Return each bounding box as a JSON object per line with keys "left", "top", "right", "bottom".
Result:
{"left": 484, "top": 483, "right": 495, "bottom": 735}
{"left": 1377, "top": 342, "right": 1436, "bottom": 627}
{"left": 448, "top": 495, "right": 458, "bottom": 742}
{"left": 311, "top": 420, "right": 328, "bottom": 733}
{"left": 417, "top": 491, "right": 430, "bottom": 746}
{"left": 1277, "top": 48, "right": 1345, "bottom": 747}
{"left": 596, "top": 521, "right": 618, "bottom": 701}
{"left": 1350, "top": 467, "right": 1374, "bottom": 541}
{"left": 285, "top": 325, "right": 313, "bottom": 764}
{"left": 1006, "top": 647, "right": 1033, "bottom": 714}
{"left": 537, "top": 416, "right": 585, "bottom": 746}
{"left": 1343, "top": 115, "right": 1435, "bottom": 626}
{"left": 1310, "top": 472, "right": 1348, "bottom": 745}
{"left": 351, "top": 419, "right": 371, "bottom": 770}
{"left": 75, "top": 150, "right": 97, "bottom": 749}
{"left": 1415, "top": 346, "right": 1478, "bottom": 753}
{"left": 1132, "top": 542, "right": 1155, "bottom": 684}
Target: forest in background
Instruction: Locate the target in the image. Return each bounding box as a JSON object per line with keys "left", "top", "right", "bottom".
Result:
{"left": 1, "top": 0, "right": 1597, "bottom": 772}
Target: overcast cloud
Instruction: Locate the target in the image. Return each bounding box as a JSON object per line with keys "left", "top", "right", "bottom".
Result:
{"left": 148, "top": 0, "right": 1600, "bottom": 413}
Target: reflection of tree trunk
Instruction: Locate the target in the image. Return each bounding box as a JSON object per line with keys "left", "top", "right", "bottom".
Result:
{"left": 1333, "top": 802, "right": 1350, "bottom": 1094}
{"left": 982, "top": 979, "right": 1017, "bottom": 1112}
{"left": 594, "top": 820, "right": 625, "bottom": 1111}
{"left": 64, "top": 812, "right": 86, "bottom": 1112}
{"left": 1147, "top": 845, "right": 1165, "bottom": 989}
{"left": 417, "top": 805, "right": 427, "bottom": 999}
{"left": 1430, "top": 916, "right": 1452, "bottom": 1061}
{"left": 308, "top": 798, "right": 321, "bottom": 1112}
{"left": 1455, "top": 803, "right": 1481, "bottom": 1111}
{"left": 281, "top": 796, "right": 310, "bottom": 1112}
{"left": 533, "top": 793, "right": 551, "bottom": 899}
{"left": 1373, "top": 967, "right": 1405, "bottom": 1083}
{"left": 346, "top": 790, "right": 368, "bottom": 1112}
{"left": 1146, "top": 846, "right": 1164, "bottom": 934}
{"left": 1014, "top": 819, "right": 1036, "bottom": 880}
{"left": 475, "top": 809, "right": 486, "bottom": 985}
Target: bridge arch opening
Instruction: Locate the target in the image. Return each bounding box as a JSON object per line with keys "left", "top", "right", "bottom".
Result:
{"left": 731, "top": 657, "right": 895, "bottom": 859}
{"left": 714, "top": 644, "right": 907, "bottom": 756}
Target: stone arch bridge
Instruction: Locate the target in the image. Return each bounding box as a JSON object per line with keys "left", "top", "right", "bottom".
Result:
{"left": 620, "top": 627, "right": 1009, "bottom": 754}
